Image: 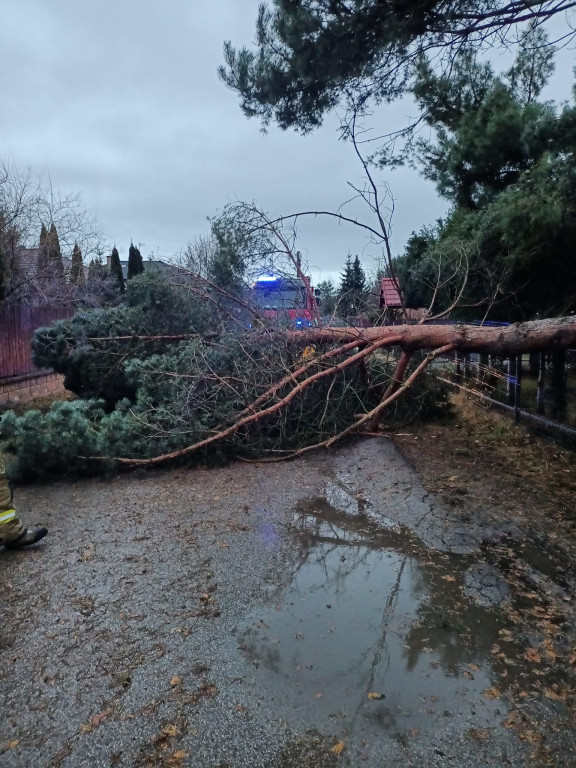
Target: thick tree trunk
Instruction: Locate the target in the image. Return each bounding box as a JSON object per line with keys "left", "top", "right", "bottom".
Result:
{"left": 291, "top": 316, "right": 576, "bottom": 355}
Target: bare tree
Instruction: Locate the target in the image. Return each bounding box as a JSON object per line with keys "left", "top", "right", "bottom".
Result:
{"left": 0, "top": 160, "right": 106, "bottom": 304}
{"left": 211, "top": 200, "right": 322, "bottom": 324}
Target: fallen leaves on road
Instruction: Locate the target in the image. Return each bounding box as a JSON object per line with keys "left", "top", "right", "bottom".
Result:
{"left": 367, "top": 692, "right": 384, "bottom": 700}
{"left": 543, "top": 687, "right": 567, "bottom": 702}
{"left": 331, "top": 741, "right": 346, "bottom": 755}
{"left": 199, "top": 593, "right": 212, "bottom": 604}
{"left": 466, "top": 728, "right": 491, "bottom": 742}
{"left": 523, "top": 647, "right": 541, "bottom": 663}
{"left": 170, "top": 676, "right": 182, "bottom": 687}
{"left": 81, "top": 707, "right": 112, "bottom": 732}
{"left": 5, "top": 740, "right": 19, "bottom": 749}
{"left": 518, "top": 729, "right": 542, "bottom": 744}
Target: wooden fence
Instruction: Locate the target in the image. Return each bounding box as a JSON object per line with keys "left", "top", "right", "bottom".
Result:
{"left": 0, "top": 304, "right": 74, "bottom": 379}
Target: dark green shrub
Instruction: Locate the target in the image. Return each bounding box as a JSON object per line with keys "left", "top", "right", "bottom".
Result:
{"left": 32, "top": 272, "right": 214, "bottom": 407}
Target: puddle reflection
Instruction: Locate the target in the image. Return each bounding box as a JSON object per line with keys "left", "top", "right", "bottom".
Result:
{"left": 240, "top": 494, "right": 512, "bottom": 734}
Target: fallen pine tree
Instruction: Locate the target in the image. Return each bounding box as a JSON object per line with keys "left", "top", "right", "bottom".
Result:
{"left": 1, "top": 292, "right": 574, "bottom": 480}
{"left": 107, "top": 315, "right": 576, "bottom": 467}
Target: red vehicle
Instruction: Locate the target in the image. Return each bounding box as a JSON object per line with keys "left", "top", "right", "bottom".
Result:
{"left": 252, "top": 275, "right": 319, "bottom": 327}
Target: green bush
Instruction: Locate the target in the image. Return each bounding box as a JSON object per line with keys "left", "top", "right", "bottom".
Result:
{"left": 32, "top": 272, "right": 215, "bottom": 406}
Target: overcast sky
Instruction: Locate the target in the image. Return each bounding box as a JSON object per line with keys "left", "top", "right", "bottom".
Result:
{"left": 2, "top": 1, "right": 574, "bottom": 286}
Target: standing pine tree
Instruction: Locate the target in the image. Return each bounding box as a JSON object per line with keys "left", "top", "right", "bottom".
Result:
{"left": 127, "top": 242, "right": 144, "bottom": 279}
{"left": 110, "top": 246, "right": 125, "bottom": 293}
{"left": 70, "top": 244, "right": 84, "bottom": 285}
{"left": 338, "top": 254, "right": 367, "bottom": 317}
{"left": 88, "top": 256, "right": 107, "bottom": 282}
{"left": 316, "top": 279, "right": 336, "bottom": 316}
{"left": 352, "top": 255, "right": 366, "bottom": 294}
{"left": 36, "top": 223, "right": 49, "bottom": 276}
{"left": 0, "top": 244, "right": 6, "bottom": 301}
{"left": 47, "top": 223, "right": 65, "bottom": 280}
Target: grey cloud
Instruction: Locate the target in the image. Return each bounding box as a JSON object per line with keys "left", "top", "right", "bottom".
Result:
{"left": 3, "top": 0, "right": 572, "bottom": 285}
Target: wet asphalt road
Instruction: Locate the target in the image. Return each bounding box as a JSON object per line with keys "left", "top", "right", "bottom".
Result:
{"left": 1, "top": 439, "right": 574, "bottom": 767}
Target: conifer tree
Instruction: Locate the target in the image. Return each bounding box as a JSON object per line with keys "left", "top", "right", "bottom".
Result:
{"left": 110, "top": 246, "right": 125, "bottom": 293}
{"left": 127, "top": 242, "right": 144, "bottom": 279}
{"left": 88, "top": 256, "right": 106, "bottom": 282}
{"left": 316, "top": 279, "right": 336, "bottom": 315}
{"left": 220, "top": 1, "right": 566, "bottom": 134}
{"left": 338, "top": 254, "right": 367, "bottom": 317}
{"left": 352, "top": 255, "right": 367, "bottom": 294}
{"left": 70, "top": 244, "right": 84, "bottom": 285}
{"left": 0, "top": 244, "right": 6, "bottom": 301}
{"left": 36, "top": 223, "right": 49, "bottom": 276}
{"left": 47, "top": 223, "right": 65, "bottom": 280}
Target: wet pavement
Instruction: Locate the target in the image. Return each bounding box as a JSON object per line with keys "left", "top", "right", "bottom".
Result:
{"left": 1, "top": 438, "right": 574, "bottom": 767}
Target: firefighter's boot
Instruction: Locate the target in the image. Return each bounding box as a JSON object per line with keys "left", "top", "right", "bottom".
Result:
{"left": 0, "top": 462, "right": 48, "bottom": 548}
{"left": 4, "top": 525, "right": 48, "bottom": 548}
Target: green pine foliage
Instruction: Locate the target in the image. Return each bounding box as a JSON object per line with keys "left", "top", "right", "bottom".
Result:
{"left": 31, "top": 272, "right": 214, "bottom": 405}
{"left": 36, "top": 223, "right": 49, "bottom": 275}
{"left": 127, "top": 243, "right": 144, "bottom": 279}
{"left": 338, "top": 254, "right": 367, "bottom": 317}
{"left": 0, "top": 401, "right": 110, "bottom": 480}
{"left": 109, "top": 246, "right": 125, "bottom": 293}
{"left": 393, "top": 45, "right": 576, "bottom": 321}
{"left": 219, "top": 1, "right": 564, "bottom": 133}
{"left": 70, "top": 244, "right": 84, "bottom": 285}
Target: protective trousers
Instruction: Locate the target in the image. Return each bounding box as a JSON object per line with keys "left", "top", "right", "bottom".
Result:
{"left": 0, "top": 463, "right": 25, "bottom": 544}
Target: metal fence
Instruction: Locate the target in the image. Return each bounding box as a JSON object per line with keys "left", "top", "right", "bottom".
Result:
{"left": 0, "top": 304, "right": 74, "bottom": 379}
{"left": 432, "top": 349, "right": 576, "bottom": 440}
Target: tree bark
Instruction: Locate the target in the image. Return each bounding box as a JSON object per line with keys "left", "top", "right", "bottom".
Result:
{"left": 289, "top": 316, "right": 576, "bottom": 355}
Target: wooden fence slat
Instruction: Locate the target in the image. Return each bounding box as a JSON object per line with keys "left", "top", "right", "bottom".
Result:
{"left": 0, "top": 305, "right": 74, "bottom": 379}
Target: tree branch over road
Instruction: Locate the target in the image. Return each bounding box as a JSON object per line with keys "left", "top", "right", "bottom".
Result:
{"left": 87, "top": 315, "right": 576, "bottom": 468}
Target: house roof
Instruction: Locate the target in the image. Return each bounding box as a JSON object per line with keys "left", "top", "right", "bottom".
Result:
{"left": 380, "top": 278, "right": 403, "bottom": 308}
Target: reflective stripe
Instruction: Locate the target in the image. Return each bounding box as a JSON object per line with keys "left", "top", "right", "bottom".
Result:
{"left": 0, "top": 509, "right": 17, "bottom": 524}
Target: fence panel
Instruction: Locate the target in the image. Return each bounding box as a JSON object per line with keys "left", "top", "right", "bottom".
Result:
{"left": 433, "top": 349, "right": 576, "bottom": 437}
{"left": 0, "top": 305, "right": 74, "bottom": 378}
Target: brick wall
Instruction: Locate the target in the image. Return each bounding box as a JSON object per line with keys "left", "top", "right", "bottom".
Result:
{"left": 0, "top": 372, "right": 66, "bottom": 406}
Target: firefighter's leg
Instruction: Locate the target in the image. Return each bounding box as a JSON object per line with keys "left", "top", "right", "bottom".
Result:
{"left": 0, "top": 465, "right": 47, "bottom": 548}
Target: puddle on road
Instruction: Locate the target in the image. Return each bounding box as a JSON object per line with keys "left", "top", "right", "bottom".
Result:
{"left": 240, "top": 480, "right": 517, "bottom": 739}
